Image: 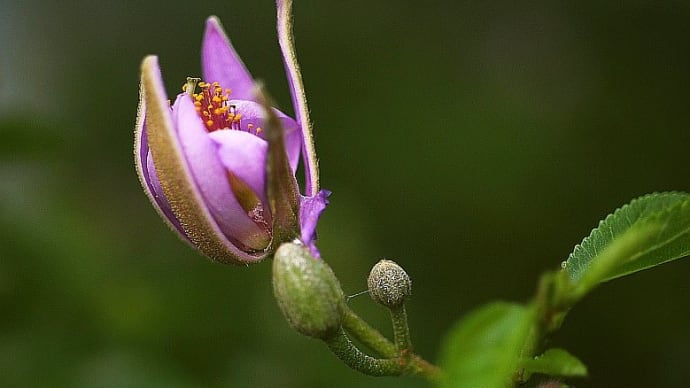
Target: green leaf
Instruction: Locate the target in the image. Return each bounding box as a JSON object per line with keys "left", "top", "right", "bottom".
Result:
{"left": 439, "top": 302, "right": 535, "bottom": 388}
{"left": 563, "top": 192, "right": 690, "bottom": 294}
{"left": 521, "top": 348, "right": 588, "bottom": 379}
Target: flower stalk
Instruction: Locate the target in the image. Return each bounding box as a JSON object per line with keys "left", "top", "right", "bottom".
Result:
{"left": 341, "top": 304, "right": 441, "bottom": 380}
{"left": 342, "top": 306, "right": 397, "bottom": 358}
{"left": 390, "top": 304, "right": 413, "bottom": 363}
{"left": 324, "top": 329, "right": 402, "bottom": 377}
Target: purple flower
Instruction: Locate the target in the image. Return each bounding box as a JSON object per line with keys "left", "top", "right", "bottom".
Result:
{"left": 135, "top": 1, "right": 329, "bottom": 264}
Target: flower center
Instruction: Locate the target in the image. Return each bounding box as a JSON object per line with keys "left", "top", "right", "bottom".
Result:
{"left": 182, "top": 77, "right": 263, "bottom": 135}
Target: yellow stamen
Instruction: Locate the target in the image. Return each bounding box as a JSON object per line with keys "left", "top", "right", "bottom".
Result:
{"left": 183, "top": 79, "right": 254, "bottom": 133}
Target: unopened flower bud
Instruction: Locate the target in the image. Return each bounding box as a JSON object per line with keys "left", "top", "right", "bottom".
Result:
{"left": 367, "top": 259, "right": 412, "bottom": 308}
{"left": 272, "top": 242, "right": 344, "bottom": 339}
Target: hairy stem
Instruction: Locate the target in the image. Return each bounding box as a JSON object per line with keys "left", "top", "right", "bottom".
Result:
{"left": 342, "top": 306, "right": 396, "bottom": 357}
{"left": 324, "top": 329, "right": 401, "bottom": 376}
{"left": 341, "top": 305, "right": 442, "bottom": 381}
{"left": 390, "top": 305, "right": 412, "bottom": 358}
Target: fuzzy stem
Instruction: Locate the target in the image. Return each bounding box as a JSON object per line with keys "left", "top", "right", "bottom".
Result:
{"left": 342, "top": 306, "right": 397, "bottom": 357}
{"left": 390, "top": 305, "right": 412, "bottom": 360}
{"left": 341, "top": 305, "right": 442, "bottom": 381}
{"left": 324, "top": 329, "right": 401, "bottom": 376}
{"left": 408, "top": 354, "right": 442, "bottom": 382}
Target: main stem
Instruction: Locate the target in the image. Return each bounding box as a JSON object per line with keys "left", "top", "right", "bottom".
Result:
{"left": 516, "top": 270, "right": 577, "bottom": 383}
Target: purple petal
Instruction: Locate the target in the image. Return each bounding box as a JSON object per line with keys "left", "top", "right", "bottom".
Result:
{"left": 276, "top": 0, "right": 319, "bottom": 196}
{"left": 299, "top": 189, "right": 331, "bottom": 257}
{"left": 228, "top": 99, "right": 301, "bottom": 172}
{"left": 208, "top": 130, "right": 269, "bottom": 209}
{"left": 141, "top": 55, "right": 268, "bottom": 264}
{"left": 172, "top": 94, "right": 271, "bottom": 250}
{"left": 202, "top": 16, "right": 255, "bottom": 101}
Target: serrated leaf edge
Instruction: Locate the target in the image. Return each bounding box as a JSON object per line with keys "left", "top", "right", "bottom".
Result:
{"left": 562, "top": 191, "right": 689, "bottom": 280}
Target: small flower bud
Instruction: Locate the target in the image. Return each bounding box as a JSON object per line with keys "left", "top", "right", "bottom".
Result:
{"left": 367, "top": 259, "right": 412, "bottom": 308}
{"left": 272, "top": 242, "right": 344, "bottom": 339}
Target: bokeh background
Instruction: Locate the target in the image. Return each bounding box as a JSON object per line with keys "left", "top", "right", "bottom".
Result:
{"left": 2, "top": 0, "right": 690, "bottom": 387}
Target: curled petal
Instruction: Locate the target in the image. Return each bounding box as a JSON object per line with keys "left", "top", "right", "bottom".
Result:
{"left": 173, "top": 94, "right": 271, "bottom": 250}
{"left": 209, "top": 130, "right": 268, "bottom": 211}
{"left": 299, "top": 190, "right": 331, "bottom": 258}
{"left": 202, "top": 16, "right": 255, "bottom": 100}
{"left": 140, "top": 55, "right": 267, "bottom": 264}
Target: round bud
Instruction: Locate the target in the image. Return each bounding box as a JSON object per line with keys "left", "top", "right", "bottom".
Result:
{"left": 272, "top": 242, "right": 345, "bottom": 339}
{"left": 367, "top": 259, "right": 412, "bottom": 308}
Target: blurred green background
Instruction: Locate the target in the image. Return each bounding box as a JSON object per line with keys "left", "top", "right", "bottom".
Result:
{"left": 2, "top": 0, "right": 690, "bottom": 387}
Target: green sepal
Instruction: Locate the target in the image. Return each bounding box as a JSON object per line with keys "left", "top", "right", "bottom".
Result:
{"left": 272, "top": 242, "right": 345, "bottom": 339}
{"left": 255, "top": 85, "right": 302, "bottom": 246}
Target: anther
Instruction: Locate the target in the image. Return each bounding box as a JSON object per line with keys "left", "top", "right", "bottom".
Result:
{"left": 185, "top": 77, "right": 201, "bottom": 96}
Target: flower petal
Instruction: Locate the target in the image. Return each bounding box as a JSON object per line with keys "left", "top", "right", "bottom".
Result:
{"left": 228, "top": 99, "right": 301, "bottom": 172}
{"left": 276, "top": 0, "right": 319, "bottom": 196}
{"left": 141, "top": 55, "right": 267, "bottom": 264}
{"left": 208, "top": 130, "right": 268, "bottom": 206}
{"left": 299, "top": 190, "right": 331, "bottom": 258}
{"left": 202, "top": 16, "right": 255, "bottom": 101}
{"left": 172, "top": 93, "right": 271, "bottom": 251}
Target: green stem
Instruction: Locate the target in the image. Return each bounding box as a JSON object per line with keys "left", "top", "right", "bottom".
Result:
{"left": 341, "top": 305, "right": 442, "bottom": 381}
{"left": 408, "top": 354, "right": 443, "bottom": 382}
{"left": 342, "top": 306, "right": 396, "bottom": 357}
{"left": 516, "top": 270, "right": 577, "bottom": 383}
{"left": 324, "top": 329, "right": 401, "bottom": 376}
{"left": 390, "top": 305, "right": 412, "bottom": 357}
